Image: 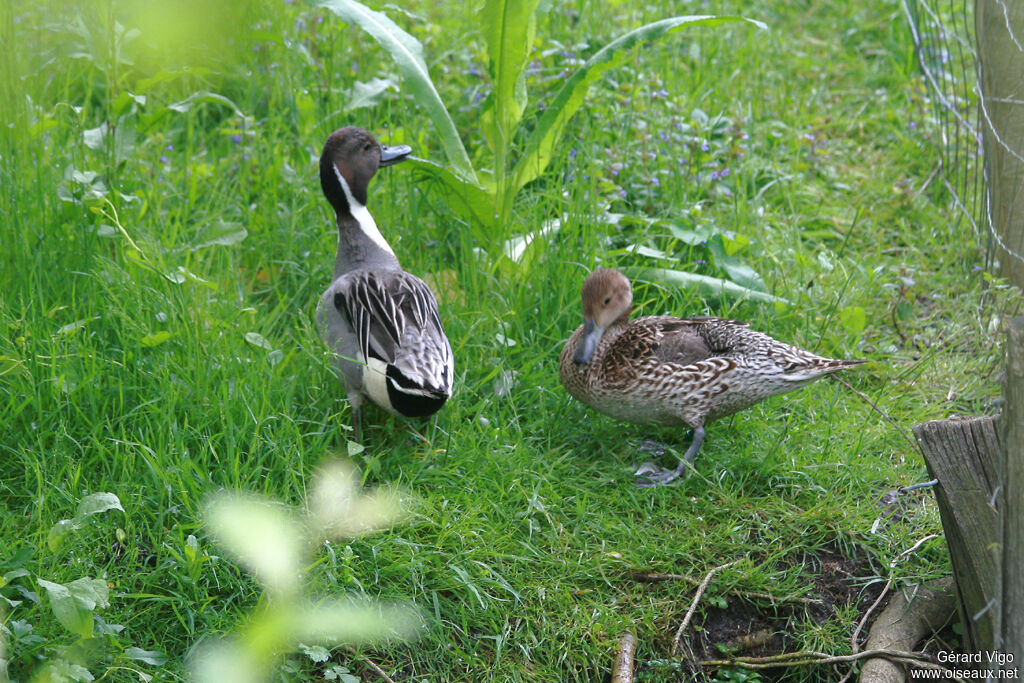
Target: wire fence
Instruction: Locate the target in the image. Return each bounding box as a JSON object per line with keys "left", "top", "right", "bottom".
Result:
{"left": 902, "top": 0, "right": 1024, "bottom": 286}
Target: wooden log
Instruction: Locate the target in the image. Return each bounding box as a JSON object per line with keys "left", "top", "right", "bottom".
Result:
{"left": 859, "top": 578, "right": 956, "bottom": 683}
{"left": 912, "top": 416, "right": 1000, "bottom": 654}
{"left": 996, "top": 318, "right": 1024, "bottom": 667}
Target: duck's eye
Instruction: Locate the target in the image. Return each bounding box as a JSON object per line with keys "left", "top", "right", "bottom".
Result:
{"left": 603, "top": 297, "right": 611, "bottom": 306}
{"left": 364, "top": 143, "right": 373, "bottom": 151}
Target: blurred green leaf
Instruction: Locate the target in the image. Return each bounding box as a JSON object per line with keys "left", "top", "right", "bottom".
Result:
{"left": 205, "top": 494, "right": 303, "bottom": 596}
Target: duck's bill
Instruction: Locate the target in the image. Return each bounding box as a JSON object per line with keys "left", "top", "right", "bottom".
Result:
{"left": 380, "top": 144, "right": 412, "bottom": 166}
{"left": 572, "top": 319, "right": 603, "bottom": 364}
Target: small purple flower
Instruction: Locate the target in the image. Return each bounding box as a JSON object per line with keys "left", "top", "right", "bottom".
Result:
{"left": 701, "top": 140, "right": 710, "bottom": 152}
{"left": 909, "top": 121, "right": 917, "bottom": 130}
{"left": 659, "top": 131, "right": 669, "bottom": 142}
{"left": 737, "top": 152, "right": 744, "bottom": 160}
{"left": 695, "top": 259, "right": 706, "bottom": 265}
{"left": 230, "top": 134, "right": 242, "bottom": 145}
{"left": 653, "top": 88, "right": 669, "bottom": 98}
{"left": 650, "top": 176, "right": 660, "bottom": 186}
{"left": 619, "top": 189, "right": 627, "bottom": 198}
{"left": 159, "top": 155, "right": 169, "bottom": 164}
{"left": 468, "top": 64, "right": 481, "bottom": 77}
{"left": 710, "top": 170, "right": 719, "bottom": 180}
{"left": 720, "top": 167, "right": 730, "bottom": 178}
{"left": 972, "top": 264, "right": 984, "bottom": 272}
{"left": 569, "top": 148, "right": 578, "bottom": 160}
{"left": 165, "top": 144, "right": 174, "bottom": 151}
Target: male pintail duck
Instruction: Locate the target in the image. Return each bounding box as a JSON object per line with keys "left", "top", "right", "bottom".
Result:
{"left": 316, "top": 127, "right": 454, "bottom": 438}
{"left": 559, "top": 268, "right": 864, "bottom": 487}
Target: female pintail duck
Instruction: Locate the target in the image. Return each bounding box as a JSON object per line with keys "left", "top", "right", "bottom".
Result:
{"left": 559, "top": 268, "right": 864, "bottom": 487}
{"left": 316, "top": 127, "right": 454, "bottom": 438}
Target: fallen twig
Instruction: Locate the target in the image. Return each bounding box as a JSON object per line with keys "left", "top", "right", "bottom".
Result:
{"left": 630, "top": 571, "right": 823, "bottom": 606}
{"left": 611, "top": 632, "right": 637, "bottom": 683}
{"left": 344, "top": 649, "right": 397, "bottom": 683}
{"left": 671, "top": 559, "right": 744, "bottom": 656}
{"left": 699, "top": 648, "right": 964, "bottom": 682}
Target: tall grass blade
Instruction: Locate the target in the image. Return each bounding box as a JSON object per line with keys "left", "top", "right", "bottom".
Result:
{"left": 510, "top": 16, "right": 766, "bottom": 196}
{"left": 317, "top": 0, "right": 478, "bottom": 183}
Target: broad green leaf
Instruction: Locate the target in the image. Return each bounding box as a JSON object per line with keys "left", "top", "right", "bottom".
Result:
{"left": 47, "top": 519, "right": 77, "bottom": 552}
{"left": 205, "top": 494, "right": 303, "bottom": 596}
{"left": 317, "top": 0, "right": 477, "bottom": 183}
{"left": 37, "top": 577, "right": 108, "bottom": 638}
{"left": 839, "top": 306, "right": 867, "bottom": 334}
{"left": 511, "top": 16, "right": 765, "bottom": 195}
{"left": 345, "top": 77, "right": 397, "bottom": 112}
{"left": 299, "top": 644, "right": 331, "bottom": 663}
{"left": 244, "top": 332, "right": 273, "bottom": 351}
{"left": 83, "top": 125, "right": 105, "bottom": 150}
{"left": 707, "top": 234, "right": 767, "bottom": 291}
{"left": 480, "top": 0, "right": 540, "bottom": 153}
{"left": 167, "top": 91, "right": 243, "bottom": 118}
{"left": 56, "top": 318, "right": 98, "bottom": 335}
{"left": 631, "top": 266, "right": 787, "bottom": 304}
{"left": 191, "top": 220, "right": 248, "bottom": 251}
{"left": 125, "top": 647, "right": 169, "bottom": 666}
{"left": 140, "top": 331, "right": 174, "bottom": 347}
{"left": 112, "top": 91, "right": 146, "bottom": 118}
{"left": 404, "top": 158, "right": 497, "bottom": 236}
{"left": 74, "top": 492, "right": 124, "bottom": 521}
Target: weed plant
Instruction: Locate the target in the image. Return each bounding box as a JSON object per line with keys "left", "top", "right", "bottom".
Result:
{"left": 0, "top": 0, "right": 1014, "bottom": 681}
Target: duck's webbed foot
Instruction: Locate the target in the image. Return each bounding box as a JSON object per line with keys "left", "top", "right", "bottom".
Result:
{"left": 634, "top": 426, "right": 705, "bottom": 488}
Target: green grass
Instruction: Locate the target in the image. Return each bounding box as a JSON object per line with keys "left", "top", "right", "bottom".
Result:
{"left": 0, "top": 0, "right": 1015, "bottom": 681}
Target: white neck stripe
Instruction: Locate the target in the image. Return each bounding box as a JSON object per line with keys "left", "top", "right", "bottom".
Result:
{"left": 333, "top": 165, "right": 395, "bottom": 256}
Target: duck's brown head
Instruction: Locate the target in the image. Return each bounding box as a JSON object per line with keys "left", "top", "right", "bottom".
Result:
{"left": 573, "top": 268, "right": 633, "bottom": 364}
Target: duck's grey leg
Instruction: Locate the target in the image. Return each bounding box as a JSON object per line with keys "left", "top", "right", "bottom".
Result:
{"left": 635, "top": 426, "right": 706, "bottom": 488}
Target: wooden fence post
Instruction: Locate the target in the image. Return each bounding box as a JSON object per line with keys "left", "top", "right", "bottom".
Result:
{"left": 912, "top": 317, "right": 1024, "bottom": 667}
{"left": 996, "top": 318, "right": 1023, "bottom": 664}
{"left": 912, "top": 416, "right": 1000, "bottom": 655}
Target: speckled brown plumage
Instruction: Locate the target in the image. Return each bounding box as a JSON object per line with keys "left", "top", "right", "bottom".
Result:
{"left": 558, "top": 268, "right": 865, "bottom": 486}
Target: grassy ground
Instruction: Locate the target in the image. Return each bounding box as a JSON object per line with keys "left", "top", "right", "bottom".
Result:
{"left": 0, "top": 0, "right": 1016, "bottom": 681}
